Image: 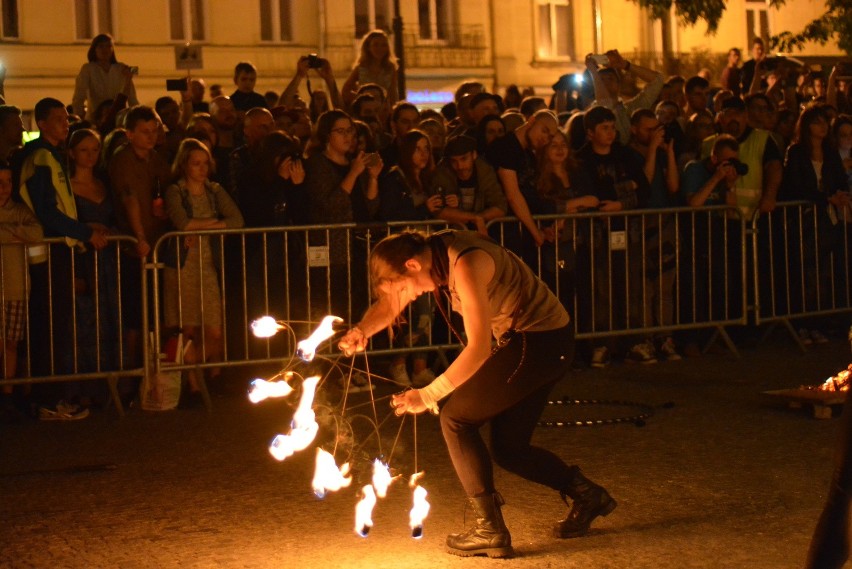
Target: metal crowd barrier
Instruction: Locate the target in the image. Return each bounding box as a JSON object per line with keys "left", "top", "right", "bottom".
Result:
{"left": 0, "top": 235, "right": 144, "bottom": 415}
{"left": 487, "top": 205, "right": 749, "bottom": 356}
{"left": 6, "top": 202, "right": 841, "bottom": 415}
{"left": 149, "top": 220, "right": 463, "bottom": 402}
{"left": 751, "top": 200, "right": 852, "bottom": 350}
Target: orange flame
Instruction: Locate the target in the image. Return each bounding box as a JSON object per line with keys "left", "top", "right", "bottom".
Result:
{"left": 354, "top": 485, "right": 377, "bottom": 537}
{"left": 268, "top": 376, "right": 320, "bottom": 461}
{"left": 312, "top": 448, "right": 352, "bottom": 498}
{"left": 297, "top": 315, "right": 343, "bottom": 362}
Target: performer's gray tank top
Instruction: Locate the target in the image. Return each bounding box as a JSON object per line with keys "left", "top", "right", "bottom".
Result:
{"left": 442, "top": 231, "right": 569, "bottom": 339}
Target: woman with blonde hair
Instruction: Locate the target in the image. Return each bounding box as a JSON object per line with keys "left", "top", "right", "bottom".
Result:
{"left": 342, "top": 30, "right": 399, "bottom": 109}
{"left": 163, "top": 138, "right": 243, "bottom": 400}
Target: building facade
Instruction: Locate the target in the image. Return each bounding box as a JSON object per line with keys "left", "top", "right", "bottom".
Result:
{"left": 0, "top": 0, "right": 844, "bottom": 119}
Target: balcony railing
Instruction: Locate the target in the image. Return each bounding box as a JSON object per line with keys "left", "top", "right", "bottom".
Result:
{"left": 325, "top": 24, "right": 488, "bottom": 70}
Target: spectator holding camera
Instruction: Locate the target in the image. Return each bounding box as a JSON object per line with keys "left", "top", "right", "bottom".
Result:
{"left": 585, "top": 49, "right": 664, "bottom": 145}
{"left": 279, "top": 55, "right": 343, "bottom": 114}
{"left": 680, "top": 135, "right": 743, "bottom": 333}
{"left": 342, "top": 30, "right": 399, "bottom": 110}
{"left": 72, "top": 34, "right": 139, "bottom": 121}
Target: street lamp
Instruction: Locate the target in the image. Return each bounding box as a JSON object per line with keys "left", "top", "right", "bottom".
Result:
{"left": 392, "top": 0, "right": 406, "bottom": 101}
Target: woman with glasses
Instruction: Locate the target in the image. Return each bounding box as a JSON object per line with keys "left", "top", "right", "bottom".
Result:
{"left": 304, "top": 110, "right": 383, "bottom": 390}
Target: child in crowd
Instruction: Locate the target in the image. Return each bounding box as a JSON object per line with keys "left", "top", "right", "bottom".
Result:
{"left": 230, "top": 61, "right": 268, "bottom": 113}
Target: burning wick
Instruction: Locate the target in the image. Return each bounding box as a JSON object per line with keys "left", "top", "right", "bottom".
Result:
{"left": 248, "top": 378, "right": 294, "bottom": 404}
{"left": 268, "top": 376, "right": 320, "bottom": 461}
{"left": 409, "top": 485, "right": 430, "bottom": 539}
{"left": 312, "top": 448, "right": 352, "bottom": 499}
{"left": 371, "top": 459, "right": 395, "bottom": 498}
{"left": 354, "top": 485, "right": 377, "bottom": 537}
{"left": 251, "top": 316, "right": 285, "bottom": 338}
{"left": 296, "top": 315, "right": 343, "bottom": 362}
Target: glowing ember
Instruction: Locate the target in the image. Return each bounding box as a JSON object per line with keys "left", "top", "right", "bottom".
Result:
{"left": 354, "top": 485, "right": 377, "bottom": 537}
{"left": 312, "top": 448, "right": 352, "bottom": 498}
{"left": 296, "top": 315, "right": 343, "bottom": 362}
{"left": 409, "top": 485, "right": 430, "bottom": 539}
{"left": 371, "top": 459, "right": 394, "bottom": 498}
{"left": 814, "top": 367, "right": 851, "bottom": 392}
{"left": 248, "top": 378, "right": 294, "bottom": 403}
{"left": 268, "top": 376, "right": 321, "bottom": 461}
{"left": 251, "top": 316, "right": 285, "bottom": 338}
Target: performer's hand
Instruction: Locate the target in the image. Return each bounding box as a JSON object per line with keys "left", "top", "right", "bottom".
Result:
{"left": 338, "top": 327, "right": 368, "bottom": 356}
{"left": 391, "top": 389, "right": 429, "bottom": 416}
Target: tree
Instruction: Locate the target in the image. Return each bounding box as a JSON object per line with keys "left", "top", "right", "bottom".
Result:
{"left": 631, "top": 0, "right": 850, "bottom": 64}
{"left": 769, "top": 0, "right": 852, "bottom": 55}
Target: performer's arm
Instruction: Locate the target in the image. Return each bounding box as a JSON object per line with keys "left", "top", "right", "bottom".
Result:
{"left": 338, "top": 285, "right": 417, "bottom": 355}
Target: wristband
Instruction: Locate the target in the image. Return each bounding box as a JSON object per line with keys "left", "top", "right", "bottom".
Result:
{"left": 417, "top": 373, "right": 455, "bottom": 414}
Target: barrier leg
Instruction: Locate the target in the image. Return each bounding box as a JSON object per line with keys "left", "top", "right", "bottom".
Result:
{"left": 106, "top": 373, "right": 124, "bottom": 418}
{"left": 779, "top": 318, "right": 809, "bottom": 353}
{"left": 703, "top": 326, "right": 740, "bottom": 359}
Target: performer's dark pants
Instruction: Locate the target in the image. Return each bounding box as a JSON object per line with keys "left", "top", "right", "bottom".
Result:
{"left": 806, "top": 387, "right": 852, "bottom": 569}
{"left": 439, "top": 324, "right": 575, "bottom": 497}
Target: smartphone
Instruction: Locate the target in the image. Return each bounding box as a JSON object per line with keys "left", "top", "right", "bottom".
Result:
{"left": 590, "top": 54, "right": 609, "bottom": 66}
{"left": 165, "top": 78, "right": 186, "bottom": 91}
{"left": 363, "top": 152, "right": 380, "bottom": 167}
{"left": 129, "top": 66, "right": 139, "bottom": 75}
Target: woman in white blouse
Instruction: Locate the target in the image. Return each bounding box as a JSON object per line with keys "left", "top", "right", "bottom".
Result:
{"left": 72, "top": 34, "right": 138, "bottom": 120}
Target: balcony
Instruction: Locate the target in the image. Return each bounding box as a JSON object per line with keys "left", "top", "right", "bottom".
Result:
{"left": 325, "top": 24, "right": 488, "bottom": 70}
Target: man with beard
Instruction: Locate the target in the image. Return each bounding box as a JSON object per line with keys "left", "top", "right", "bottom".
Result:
{"left": 430, "top": 135, "right": 507, "bottom": 236}
{"left": 700, "top": 96, "right": 782, "bottom": 321}
{"left": 209, "top": 95, "right": 239, "bottom": 190}
{"left": 700, "top": 96, "right": 781, "bottom": 218}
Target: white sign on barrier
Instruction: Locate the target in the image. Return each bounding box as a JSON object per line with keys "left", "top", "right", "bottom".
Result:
{"left": 308, "top": 246, "right": 330, "bottom": 267}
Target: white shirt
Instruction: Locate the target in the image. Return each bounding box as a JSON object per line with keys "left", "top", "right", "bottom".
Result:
{"left": 72, "top": 61, "right": 139, "bottom": 119}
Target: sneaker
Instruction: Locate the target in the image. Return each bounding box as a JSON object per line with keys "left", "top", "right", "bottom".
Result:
{"left": 390, "top": 363, "right": 411, "bottom": 386}
{"left": 627, "top": 341, "right": 658, "bottom": 364}
{"left": 346, "top": 372, "right": 375, "bottom": 393}
{"left": 798, "top": 328, "right": 813, "bottom": 346}
{"left": 411, "top": 368, "right": 436, "bottom": 388}
{"left": 659, "top": 337, "right": 682, "bottom": 361}
{"left": 590, "top": 346, "right": 610, "bottom": 368}
{"left": 39, "top": 400, "right": 90, "bottom": 421}
{"left": 810, "top": 330, "right": 829, "bottom": 345}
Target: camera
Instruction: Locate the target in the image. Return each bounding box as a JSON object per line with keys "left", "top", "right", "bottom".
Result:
{"left": 658, "top": 123, "right": 678, "bottom": 143}
{"left": 726, "top": 159, "right": 749, "bottom": 176}
{"left": 306, "top": 54, "right": 322, "bottom": 69}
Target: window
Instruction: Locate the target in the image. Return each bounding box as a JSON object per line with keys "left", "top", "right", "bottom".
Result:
{"left": 418, "top": 0, "right": 449, "bottom": 41}
{"left": 261, "top": 0, "right": 292, "bottom": 42}
{"left": 170, "top": 0, "right": 205, "bottom": 41}
{"left": 354, "top": 0, "right": 391, "bottom": 38}
{"left": 1, "top": 0, "right": 19, "bottom": 39}
{"left": 75, "top": 0, "right": 113, "bottom": 40}
{"left": 536, "top": 0, "right": 574, "bottom": 59}
{"left": 745, "top": 1, "right": 770, "bottom": 47}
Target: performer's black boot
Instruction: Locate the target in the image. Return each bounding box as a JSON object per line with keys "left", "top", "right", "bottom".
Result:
{"left": 447, "top": 492, "right": 514, "bottom": 558}
{"left": 554, "top": 467, "right": 617, "bottom": 538}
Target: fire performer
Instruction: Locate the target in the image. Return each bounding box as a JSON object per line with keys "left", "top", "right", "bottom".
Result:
{"left": 338, "top": 230, "right": 616, "bottom": 557}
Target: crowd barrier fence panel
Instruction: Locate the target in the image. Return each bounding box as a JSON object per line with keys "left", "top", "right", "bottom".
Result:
{"left": 750, "top": 200, "right": 852, "bottom": 350}
{"left": 0, "top": 235, "right": 143, "bottom": 416}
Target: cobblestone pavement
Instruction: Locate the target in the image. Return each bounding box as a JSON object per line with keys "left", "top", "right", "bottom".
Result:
{"left": 1, "top": 334, "right": 850, "bottom": 569}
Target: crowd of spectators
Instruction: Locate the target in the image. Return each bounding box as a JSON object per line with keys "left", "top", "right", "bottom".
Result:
{"left": 1, "top": 30, "right": 851, "bottom": 421}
